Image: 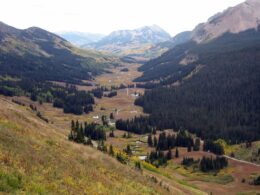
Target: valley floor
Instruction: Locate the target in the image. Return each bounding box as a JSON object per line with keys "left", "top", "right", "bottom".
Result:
{"left": 0, "top": 62, "right": 259, "bottom": 194}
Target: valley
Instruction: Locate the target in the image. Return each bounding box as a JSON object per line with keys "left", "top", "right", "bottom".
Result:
{"left": 0, "top": 0, "right": 260, "bottom": 194}
{"left": 2, "top": 61, "right": 259, "bottom": 194}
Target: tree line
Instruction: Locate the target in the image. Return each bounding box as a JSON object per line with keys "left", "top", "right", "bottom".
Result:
{"left": 148, "top": 130, "right": 200, "bottom": 152}
{"left": 0, "top": 78, "right": 95, "bottom": 115}
{"left": 182, "top": 156, "right": 228, "bottom": 172}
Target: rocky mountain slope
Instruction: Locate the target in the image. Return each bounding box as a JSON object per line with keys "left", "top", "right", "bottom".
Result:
{"left": 192, "top": 0, "right": 260, "bottom": 43}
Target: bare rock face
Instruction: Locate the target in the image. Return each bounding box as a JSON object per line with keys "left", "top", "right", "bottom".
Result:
{"left": 192, "top": 0, "right": 260, "bottom": 43}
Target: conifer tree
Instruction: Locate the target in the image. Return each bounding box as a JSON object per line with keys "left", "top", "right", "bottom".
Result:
{"left": 193, "top": 138, "right": 200, "bottom": 151}
{"left": 124, "top": 144, "right": 132, "bottom": 155}
{"left": 167, "top": 149, "right": 172, "bottom": 160}
{"left": 110, "top": 112, "right": 114, "bottom": 120}
{"left": 187, "top": 144, "right": 192, "bottom": 152}
{"left": 86, "top": 137, "right": 93, "bottom": 146}
{"left": 109, "top": 130, "right": 115, "bottom": 137}
{"left": 175, "top": 148, "right": 179, "bottom": 158}
{"left": 135, "top": 161, "right": 142, "bottom": 170}
{"left": 153, "top": 136, "right": 158, "bottom": 148}
{"left": 148, "top": 134, "right": 153, "bottom": 147}
{"left": 109, "top": 145, "right": 114, "bottom": 156}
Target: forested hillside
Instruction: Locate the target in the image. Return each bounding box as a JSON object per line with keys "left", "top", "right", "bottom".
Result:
{"left": 127, "top": 28, "right": 260, "bottom": 143}
{"left": 0, "top": 22, "right": 116, "bottom": 84}
{"left": 0, "top": 22, "right": 119, "bottom": 115}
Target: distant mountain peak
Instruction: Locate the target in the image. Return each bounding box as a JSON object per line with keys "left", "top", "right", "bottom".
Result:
{"left": 83, "top": 25, "right": 171, "bottom": 57}
{"left": 137, "top": 24, "right": 166, "bottom": 32}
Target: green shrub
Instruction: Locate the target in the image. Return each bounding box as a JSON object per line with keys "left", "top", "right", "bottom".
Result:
{"left": 0, "top": 171, "right": 23, "bottom": 192}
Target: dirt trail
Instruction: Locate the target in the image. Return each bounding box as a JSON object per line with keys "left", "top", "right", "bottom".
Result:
{"left": 224, "top": 155, "right": 260, "bottom": 167}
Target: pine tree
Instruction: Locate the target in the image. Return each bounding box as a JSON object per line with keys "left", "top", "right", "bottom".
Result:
{"left": 75, "top": 120, "right": 79, "bottom": 133}
{"left": 109, "top": 145, "right": 114, "bottom": 156}
{"left": 76, "top": 123, "right": 85, "bottom": 143}
{"left": 124, "top": 144, "right": 132, "bottom": 155}
{"left": 193, "top": 138, "right": 200, "bottom": 151}
{"left": 167, "top": 149, "right": 172, "bottom": 160}
{"left": 135, "top": 161, "right": 142, "bottom": 170}
{"left": 70, "top": 120, "right": 77, "bottom": 139}
{"left": 153, "top": 136, "right": 158, "bottom": 148}
{"left": 109, "top": 130, "right": 115, "bottom": 137}
{"left": 103, "top": 143, "right": 108, "bottom": 153}
{"left": 148, "top": 134, "right": 153, "bottom": 147}
{"left": 71, "top": 120, "right": 75, "bottom": 131}
{"left": 102, "top": 115, "right": 108, "bottom": 126}
{"left": 110, "top": 112, "right": 114, "bottom": 120}
{"left": 187, "top": 144, "right": 192, "bottom": 152}
{"left": 86, "top": 137, "right": 93, "bottom": 146}
{"left": 175, "top": 148, "right": 179, "bottom": 158}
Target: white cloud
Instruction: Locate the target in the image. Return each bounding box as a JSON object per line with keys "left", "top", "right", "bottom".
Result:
{"left": 0, "top": 0, "right": 245, "bottom": 36}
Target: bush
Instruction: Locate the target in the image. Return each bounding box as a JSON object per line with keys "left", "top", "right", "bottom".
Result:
{"left": 252, "top": 175, "right": 260, "bottom": 185}
{"left": 0, "top": 171, "right": 23, "bottom": 193}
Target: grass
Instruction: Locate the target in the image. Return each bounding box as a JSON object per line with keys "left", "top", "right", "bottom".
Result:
{"left": 229, "top": 141, "right": 260, "bottom": 164}
{"left": 237, "top": 192, "right": 260, "bottom": 195}
{"left": 0, "top": 171, "right": 23, "bottom": 193}
{"left": 167, "top": 162, "right": 234, "bottom": 185}
{"left": 0, "top": 97, "right": 170, "bottom": 195}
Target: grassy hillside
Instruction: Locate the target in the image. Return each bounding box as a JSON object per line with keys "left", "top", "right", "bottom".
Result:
{"left": 0, "top": 96, "right": 169, "bottom": 194}
{"left": 229, "top": 141, "right": 260, "bottom": 164}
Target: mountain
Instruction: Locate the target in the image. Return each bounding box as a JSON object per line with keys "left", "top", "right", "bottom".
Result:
{"left": 154, "top": 31, "right": 192, "bottom": 49}
{"left": 192, "top": 0, "right": 260, "bottom": 43}
{"left": 132, "top": 0, "right": 260, "bottom": 143}
{"left": 57, "top": 31, "right": 104, "bottom": 46}
{"left": 83, "top": 25, "right": 171, "bottom": 59}
{"left": 0, "top": 22, "right": 116, "bottom": 84}
{"left": 137, "top": 0, "right": 260, "bottom": 82}
{"left": 135, "top": 27, "right": 260, "bottom": 143}
{"left": 147, "top": 31, "right": 192, "bottom": 58}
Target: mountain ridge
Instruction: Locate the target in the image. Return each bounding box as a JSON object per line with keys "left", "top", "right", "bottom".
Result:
{"left": 83, "top": 25, "right": 171, "bottom": 59}
{"left": 0, "top": 21, "right": 116, "bottom": 84}
{"left": 192, "top": 0, "right": 260, "bottom": 43}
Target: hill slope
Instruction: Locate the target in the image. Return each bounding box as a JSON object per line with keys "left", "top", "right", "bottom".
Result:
{"left": 0, "top": 22, "right": 116, "bottom": 84}
{"left": 152, "top": 31, "right": 192, "bottom": 51}
{"left": 0, "top": 96, "right": 171, "bottom": 194}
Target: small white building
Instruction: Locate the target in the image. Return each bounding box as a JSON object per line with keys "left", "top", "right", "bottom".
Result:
{"left": 138, "top": 156, "right": 147, "bottom": 160}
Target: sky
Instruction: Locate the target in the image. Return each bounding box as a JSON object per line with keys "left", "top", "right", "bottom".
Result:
{"left": 0, "top": 0, "right": 245, "bottom": 36}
